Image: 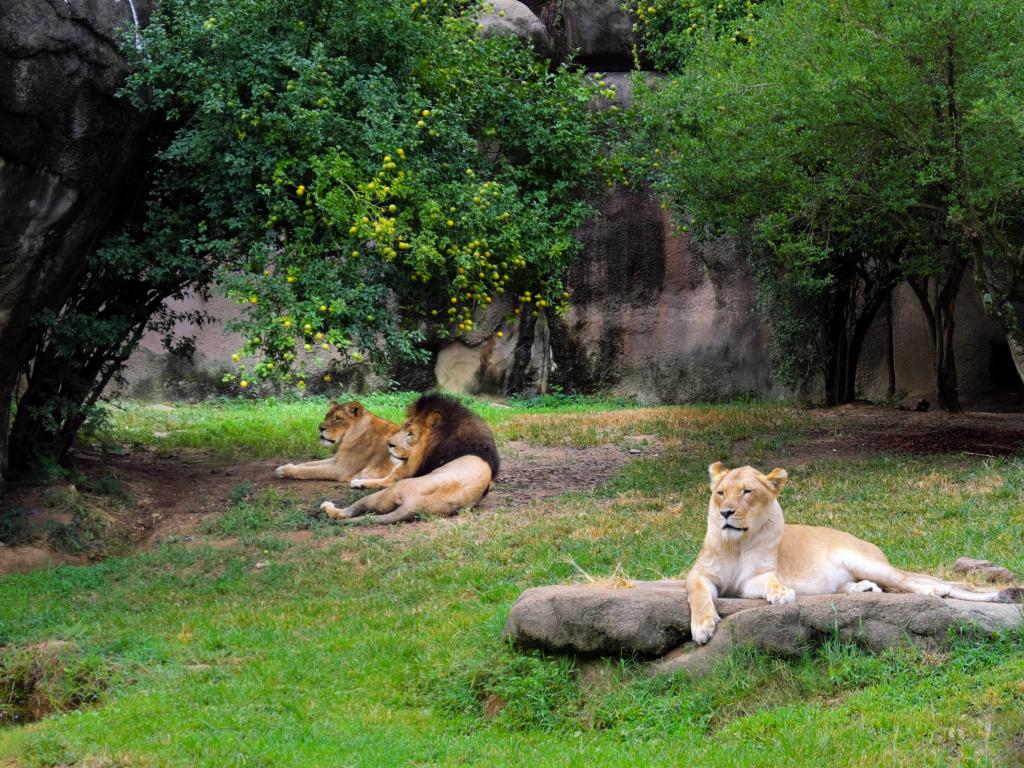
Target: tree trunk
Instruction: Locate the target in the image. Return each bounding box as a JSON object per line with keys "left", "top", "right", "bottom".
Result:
{"left": 908, "top": 265, "right": 965, "bottom": 413}
{"left": 0, "top": 370, "right": 15, "bottom": 492}
{"left": 1007, "top": 329, "right": 1024, "bottom": 387}
{"left": 841, "top": 288, "right": 890, "bottom": 404}
{"left": 884, "top": 292, "right": 896, "bottom": 400}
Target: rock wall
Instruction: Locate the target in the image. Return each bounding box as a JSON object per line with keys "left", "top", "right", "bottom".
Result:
{"left": 0, "top": 0, "right": 153, "bottom": 476}
{"left": 553, "top": 189, "right": 773, "bottom": 403}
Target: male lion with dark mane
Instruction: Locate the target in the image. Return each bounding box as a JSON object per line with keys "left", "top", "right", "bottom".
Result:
{"left": 320, "top": 393, "right": 499, "bottom": 524}
{"left": 687, "top": 462, "right": 1021, "bottom": 645}
{"left": 273, "top": 400, "right": 398, "bottom": 483}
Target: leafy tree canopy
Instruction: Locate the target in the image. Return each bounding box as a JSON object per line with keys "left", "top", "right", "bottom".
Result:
{"left": 125, "top": 0, "right": 607, "bottom": 390}
{"left": 631, "top": 0, "right": 1024, "bottom": 404}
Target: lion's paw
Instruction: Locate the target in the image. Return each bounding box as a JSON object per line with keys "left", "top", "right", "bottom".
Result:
{"left": 274, "top": 464, "right": 294, "bottom": 478}
{"left": 850, "top": 580, "right": 882, "bottom": 593}
{"left": 350, "top": 478, "right": 368, "bottom": 489}
{"left": 320, "top": 501, "right": 342, "bottom": 519}
{"left": 690, "top": 615, "right": 719, "bottom": 645}
{"left": 690, "top": 610, "right": 720, "bottom": 645}
{"left": 766, "top": 585, "right": 796, "bottom": 605}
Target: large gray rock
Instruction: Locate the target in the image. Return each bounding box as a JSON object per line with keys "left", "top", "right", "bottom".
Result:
{"left": 479, "top": 0, "right": 554, "bottom": 60}
{"left": 561, "top": 0, "right": 635, "bottom": 70}
{"left": 0, "top": 0, "right": 152, "bottom": 478}
{"left": 505, "top": 581, "right": 762, "bottom": 656}
{"left": 504, "top": 581, "right": 1024, "bottom": 673}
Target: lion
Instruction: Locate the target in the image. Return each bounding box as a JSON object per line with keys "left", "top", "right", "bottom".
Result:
{"left": 686, "top": 462, "right": 1019, "bottom": 645}
{"left": 319, "top": 393, "right": 499, "bottom": 524}
{"left": 273, "top": 400, "right": 399, "bottom": 483}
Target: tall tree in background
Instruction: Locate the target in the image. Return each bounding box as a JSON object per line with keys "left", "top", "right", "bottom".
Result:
{"left": 3, "top": 0, "right": 605, "bottom": 481}
{"left": 632, "top": 0, "right": 1024, "bottom": 409}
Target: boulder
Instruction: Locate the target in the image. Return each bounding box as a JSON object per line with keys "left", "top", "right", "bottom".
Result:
{"left": 504, "top": 581, "right": 1024, "bottom": 674}
{"left": 561, "top": 0, "right": 635, "bottom": 70}
{"left": 479, "top": 0, "right": 554, "bottom": 60}
{"left": 0, "top": 0, "right": 153, "bottom": 477}
{"left": 954, "top": 557, "right": 1014, "bottom": 583}
{"left": 434, "top": 298, "right": 551, "bottom": 397}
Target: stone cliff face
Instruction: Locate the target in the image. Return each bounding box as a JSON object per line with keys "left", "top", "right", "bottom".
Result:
{"left": 554, "top": 189, "right": 773, "bottom": 403}
{"left": 0, "top": 0, "right": 152, "bottom": 476}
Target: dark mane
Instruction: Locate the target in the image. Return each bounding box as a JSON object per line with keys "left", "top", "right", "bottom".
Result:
{"left": 408, "top": 393, "right": 500, "bottom": 479}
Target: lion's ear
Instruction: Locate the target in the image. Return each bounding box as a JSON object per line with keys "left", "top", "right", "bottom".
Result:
{"left": 708, "top": 462, "right": 729, "bottom": 485}
{"left": 425, "top": 411, "right": 442, "bottom": 428}
{"left": 347, "top": 403, "right": 363, "bottom": 418}
{"left": 329, "top": 399, "right": 338, "bottom": 407}
{"left": 761, "top": 468, "right": 788, "bottom": 494}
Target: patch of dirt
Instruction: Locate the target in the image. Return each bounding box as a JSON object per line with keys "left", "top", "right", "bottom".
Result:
{"left": 0, "top": 545, "right": 84, "bottom": 575}
{"left": 758, "top": 404, "right": 1024, "bottom": 466}
{"left": 479, "top": 440, "right": 658, "bottom": 509}
{"left": 0, "top": 440, "right": 658, "bottom": 573}
{"left": 3, "top": 403, "right": 1022, "bottom": 575}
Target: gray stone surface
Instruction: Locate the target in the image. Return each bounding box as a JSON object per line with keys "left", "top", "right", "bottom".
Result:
{"left": 479, "top": 0, "right": 554, "bottom": 59}
{"left": 954, "top": 557, "right": 1015, "bottom": 583}
{"left": 504, "top": 581, "right": 1024, "bottom": 673}
{"left": 556, "top": 188, "right": 774, "bottom": 403}
{"left": 0, "top": 0, "right": 153, "bottom": 477}
{"left": 561, "top": 0, "right": 635, "bottom": 70}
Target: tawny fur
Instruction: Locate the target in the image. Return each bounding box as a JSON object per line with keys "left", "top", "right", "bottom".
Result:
{"left": 320, "top": 393, "right": 498, "bottom": 524}
{"left": 273, "top": 401, "right": 398, "bottom": 483}
{"left": 686, "top": 462, "right": 1011, "bottom": 645}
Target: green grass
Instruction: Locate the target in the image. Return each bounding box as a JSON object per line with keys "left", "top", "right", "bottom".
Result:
{"left": 94, "top": 393, "right": 647, "bottom": 458}
{"left": 2, "top": 399, "right": 1023, "bottom": 766}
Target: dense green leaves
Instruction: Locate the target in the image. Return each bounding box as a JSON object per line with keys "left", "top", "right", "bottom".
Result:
{"left": 631, "top": 0, "right": 1024, "bottom": 402}
{"left": 126, "top": 0, "right": 605, "bottom": 388}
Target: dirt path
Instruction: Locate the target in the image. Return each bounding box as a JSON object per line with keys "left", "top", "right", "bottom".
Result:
{"left": 0, "top": 439, "right": 659, "bottom": 574}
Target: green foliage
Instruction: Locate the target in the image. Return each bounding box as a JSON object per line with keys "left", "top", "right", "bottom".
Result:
{"left": 627, "top": 0, "right": 768, "bottom": 70}
{"left": 631, "top": 0, "right": 1024, "bottom": 398}
{"left": 126, "top": 0, "right": 606, "bottom": 391}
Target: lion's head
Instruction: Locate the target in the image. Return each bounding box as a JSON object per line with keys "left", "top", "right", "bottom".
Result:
{"left": 707, "top": 462, "right": 788, "bottom": 540}
{"left": 386, "top": 393, "right": 499, "bottom": 479}
{"left": 319, "top": 400, "right": 372, "bottom": 446}
{"left": 386, "top": 410, "right": 440, "bottom": 470}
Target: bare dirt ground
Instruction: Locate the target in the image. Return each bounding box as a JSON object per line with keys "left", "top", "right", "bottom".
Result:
{"left": 2, "top": 404, "right": 1021, "bottom": 575}
{"left": 0, "top": 438, "right": 661, "bottom": 574}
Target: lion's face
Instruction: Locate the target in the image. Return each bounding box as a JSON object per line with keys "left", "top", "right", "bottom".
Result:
{"left": 387, "top": 410, "right": 441, "bottom": 465}
{"left": 707, "top": 462, "right": 788, "bottom": 540}
{"left": 318, "top": 401, "right": 366, "bottom": 446}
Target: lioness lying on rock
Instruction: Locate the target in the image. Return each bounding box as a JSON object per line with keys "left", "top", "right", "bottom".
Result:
{"left": 320, "top": 393, "right": 499, "bottom": 524}
{"left": 686, "top": 462, "right": 1019, "bottom": 645}
{"left": 273, "top": 400, "right": 398, "bottom": 483}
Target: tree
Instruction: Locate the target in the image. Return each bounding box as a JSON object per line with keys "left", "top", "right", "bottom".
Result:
{"left": 632, "top": 0, "right": 1024, "bottom": 409}
{"left": 4, "top": 0, "right": 605, "bottom": 478}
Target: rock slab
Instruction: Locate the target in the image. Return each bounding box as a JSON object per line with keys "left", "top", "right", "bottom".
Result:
{"left": 504, "top": 581, "right": 1024, "bottom": 673}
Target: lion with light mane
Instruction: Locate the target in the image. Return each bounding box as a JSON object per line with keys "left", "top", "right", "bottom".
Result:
{"left": 686, "top": 462, "right": 1019, "bottom": 645}
{"left": 320, "top": 393, "right": 499, "bottom": 524}
{"left": 273, "top": 400, "right": 398, "bottom": 483}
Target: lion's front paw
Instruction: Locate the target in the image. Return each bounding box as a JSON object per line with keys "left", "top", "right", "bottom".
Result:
{"left": 690, "top": 614, "right": 720, "bottom": 645}
{"left": 851, "top": 580, "right": 882, "bottom": 593}
{"left": 766, "top": 584, "right": 796, "bottom": 605}
{"left": 350, "top": 478, "right": 368, "bottom": 489}
{"left": 274, "top": 464, "right": 294, "bottom": 478}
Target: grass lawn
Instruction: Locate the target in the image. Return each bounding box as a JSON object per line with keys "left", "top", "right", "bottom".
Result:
{"left": 1, "top": 396, "right": 1023, "bottom": 767}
